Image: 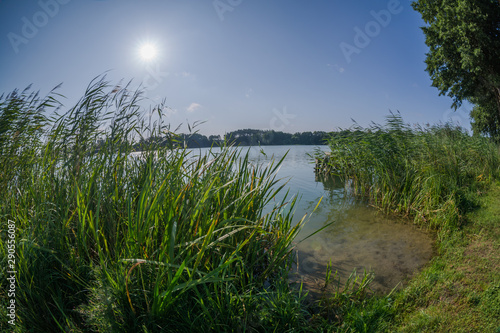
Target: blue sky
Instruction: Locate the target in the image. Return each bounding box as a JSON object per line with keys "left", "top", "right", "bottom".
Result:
{"left": 0, "top": 0, "right": 471, "bottom": 136}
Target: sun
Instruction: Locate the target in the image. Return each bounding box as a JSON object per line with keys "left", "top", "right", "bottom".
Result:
{"left": 139, "top": 43, "right": 158, "bottom": 61}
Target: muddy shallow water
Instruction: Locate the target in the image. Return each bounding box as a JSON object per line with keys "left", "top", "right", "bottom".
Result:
{"left": 291, "top": 201, "right": 434, "bottom": 297}
{"left": 246, "top": 145, "right": 434, "bottom": 297}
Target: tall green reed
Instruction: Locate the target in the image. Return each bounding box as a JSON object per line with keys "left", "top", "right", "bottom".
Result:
{"left": 324, "top": 113, "right": 500, "bottom": 231}
{"left": 0, "top": 76, "right": 308, "bottom": 332}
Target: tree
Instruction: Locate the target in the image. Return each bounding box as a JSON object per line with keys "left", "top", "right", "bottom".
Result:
{"left": 412, "top": 0, "right": 500, "bottom": 137}
{"left": 470, "top": 99, "right": 500, "bottom": 141}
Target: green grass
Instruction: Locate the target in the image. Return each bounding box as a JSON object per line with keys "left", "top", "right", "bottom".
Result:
{"left": 386, "top": 181, "right": 500, "bottom": 332}
{"left": 308, "top": 265, "right": 394, "bottom": 333}
{"left": 0, "top": 77, "right": 310, "bottom": 332}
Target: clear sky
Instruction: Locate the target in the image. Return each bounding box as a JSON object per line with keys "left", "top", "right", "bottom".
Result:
{"left": 0, "top": 0, "right": 472, "bottom": 136}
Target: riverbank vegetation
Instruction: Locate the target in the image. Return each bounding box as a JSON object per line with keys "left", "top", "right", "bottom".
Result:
{"left": 1, "top": 78, "right": 499, "bottom": 331}
{"left": 0, "top": 78, "right": 315, "bottom": 332}
{"left": 0, "top": 78, "right": 402, "bottom": 332}
{"left": 386, "top": 182, "right": 500, "bottom": 332}
{"left": 323, "top": 114, "right": 500, "bottom": 231}
{"left": 319, "top": 114, "right": 500, "bottom": 331}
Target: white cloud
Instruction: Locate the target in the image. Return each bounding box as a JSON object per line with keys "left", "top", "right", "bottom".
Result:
{"left": 187, "top": 102, "right": 201, "bottom": 113}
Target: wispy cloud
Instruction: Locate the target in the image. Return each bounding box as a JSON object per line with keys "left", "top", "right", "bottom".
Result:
{"left": 176, "top": 71, "right": 192, "bottom": 78}
{"left": 187, "top": 102, "right": 201, "bottom": 113}
{"left": 245, "top": 88, "right": 253, "bottom": 98}
{"left": 327, "top": 63, "right": 345, "bottom": 73}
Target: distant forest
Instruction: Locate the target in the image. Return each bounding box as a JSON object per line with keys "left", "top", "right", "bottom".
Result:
{"left": 141, "top": 129, "right": 331, "bottom": 149}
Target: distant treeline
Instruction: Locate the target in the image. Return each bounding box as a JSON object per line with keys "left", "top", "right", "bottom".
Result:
{"left": 140, "top": 129, "right": 332, "bottom": 148}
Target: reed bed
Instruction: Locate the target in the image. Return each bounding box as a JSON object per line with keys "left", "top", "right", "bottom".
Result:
{"left": 0, "top": 77, "right": 311, "bottom": 332}
{"left": 2, "top": 79, "right": 468, "bottom": 332}
{"left": 324, "top": 114, "right": 500, "bottom": 231}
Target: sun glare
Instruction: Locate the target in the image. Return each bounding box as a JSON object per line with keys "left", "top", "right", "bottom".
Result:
{"left": 139, "top": 43, "right": 158, "bottom": 61}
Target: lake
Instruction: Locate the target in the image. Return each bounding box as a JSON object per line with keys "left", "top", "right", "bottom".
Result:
{"left": 243, "top": 145, "right": 434, "bottom": 297}
{"left": 188, "top": 144, "right": 434, "bottom": 296}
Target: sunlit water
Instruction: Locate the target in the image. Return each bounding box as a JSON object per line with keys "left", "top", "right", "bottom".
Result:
{"left": 185, "top": 145, "right": 434, "bottom": 297}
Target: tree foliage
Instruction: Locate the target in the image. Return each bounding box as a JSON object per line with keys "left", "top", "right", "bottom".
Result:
{"left": 470, "top": 98, "right": 500, "bottom": 141}
{"left": 135, "top": 129, "right": 330, "bottom": 149}
{"left": 412, "top": 0, "right": 500, "bottom": 138}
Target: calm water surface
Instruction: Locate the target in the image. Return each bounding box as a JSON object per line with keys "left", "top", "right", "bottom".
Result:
{"left": 244, "top": 145, "right": 434, "bottom": 296}
{"left": 189, "top": 145, "right": 433, "bottom": 296}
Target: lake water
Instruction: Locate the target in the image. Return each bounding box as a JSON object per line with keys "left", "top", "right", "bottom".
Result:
{"left": 242, "top": 145, "right": 434, "bottom": 297}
